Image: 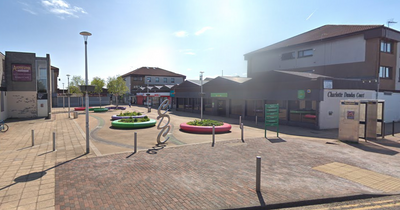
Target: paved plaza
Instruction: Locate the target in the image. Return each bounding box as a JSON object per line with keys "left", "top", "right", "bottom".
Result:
{"left": 0, "top": 105, "right": 400, "bottom": 209}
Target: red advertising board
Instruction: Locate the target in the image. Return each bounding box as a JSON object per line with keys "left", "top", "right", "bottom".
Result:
{"left": 12, "top": 64, "right": 32, "bottom": 81}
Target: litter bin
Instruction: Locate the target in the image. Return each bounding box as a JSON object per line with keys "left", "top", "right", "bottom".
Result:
{"left": 73, "top": 111, "right": 78, "bottom": 119}
{"left": 148, "top": 107, "right": 151, "bottom": 113}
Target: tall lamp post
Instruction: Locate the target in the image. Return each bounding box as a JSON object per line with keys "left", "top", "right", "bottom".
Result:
{"left": 62, "top": 83, "right": 65, "bottom": 109}
{"left": 66, "top": 74, "right": 71, "bottom": 118}
{"left": 80, "top": 31, "right": 93, "bottom": 154}
{"left": 200, "top": 71, "right": 204, "bottom": 121}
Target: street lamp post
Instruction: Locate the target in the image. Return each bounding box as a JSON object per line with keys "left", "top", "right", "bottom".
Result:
{"left": 200, "top": 71, "right": 204, "bottom": 121}
{"left": 67, "top": 74, "right": 71, "bottom": 117}
{"left": 80, "top": 31, "right": 92, "bottom": 154}
{"left": 62, "top": 83, "right": 65, "bottom": 109}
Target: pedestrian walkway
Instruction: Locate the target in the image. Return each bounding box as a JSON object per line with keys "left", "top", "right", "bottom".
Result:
{"left": 0, "top": 106, "right": 399, "bottom": 210}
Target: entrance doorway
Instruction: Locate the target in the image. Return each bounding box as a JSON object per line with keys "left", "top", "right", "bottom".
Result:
{"left": 217, "top": 100, "right": 226, "bottom": 116}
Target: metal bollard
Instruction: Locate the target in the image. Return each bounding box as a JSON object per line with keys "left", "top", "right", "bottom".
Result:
{"left": 256, "top": 156, "right": 261, "bottom": 192}
{"left": 212, "top": 125, "right": 215, "bottom": 147}
{"left": 134, "top": 132, "right": 137, "bottom": 153}
{"left": 32, "top": 130, "right": 34, "bottom": 146}
{"left": 241, "top": 123, "right": 244, "bottom": 142}
{"left": 53, "top": 132, "right": 56, "bottom": 151}
{"left": 256, "top": 115, "right": 258, "bottom": 125}
{"left": 239, "top": 116, "right": 242, "bottom": 129}
{"left": 393, "top": 121, "right": 395, "bottom": 136}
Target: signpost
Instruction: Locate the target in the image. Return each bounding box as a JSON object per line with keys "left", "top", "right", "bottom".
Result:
{"left": 265, "top": 104, "right": 279, "bottom": 138}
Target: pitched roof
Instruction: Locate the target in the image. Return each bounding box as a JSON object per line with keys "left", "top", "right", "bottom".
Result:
{"left": 121, "top": 67, "right": 186, "bottom": 78}
{"left": 274, "top": 70, "right": 332, "bottom": 79}
{"left": 218, "top": 76, "right": 252, "bottom": 83}
{"left": 245, "top": 25, "right": 383, "bottom": 57}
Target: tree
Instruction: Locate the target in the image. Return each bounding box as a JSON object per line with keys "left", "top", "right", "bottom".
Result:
{"left": 91, "top": 77, "right": 105, "bottom": 108}
{"left": 107, "top": 76, "right": 128, "bottom": 108}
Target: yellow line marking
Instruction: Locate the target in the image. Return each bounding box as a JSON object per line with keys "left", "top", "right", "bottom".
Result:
{"left": 314, "top": 199, "right": 398, "bottom": 210}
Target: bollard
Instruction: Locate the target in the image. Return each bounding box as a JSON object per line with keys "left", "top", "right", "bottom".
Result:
{"left": 239, "top": 116, "right": 242, "bottom": 129}
{"left": 212, "top": 125, "right": 215, "bottom": 147}
{"left": 241, "top": 123, "right": 245, "bottom": 142}
{"left": 52, "top": 132, "right": 55, "bottom": 151}
{"left": 256, "top": 115, "right": 258, "bottom": 125}
{"left": 32, "top": 130, "right": 34, "bottom": 147}
{"left": 256, "top": 156, "right": 261, "bottom": 192}
{"left": 134, "top": 132, "right": 137, "bottom": 153}
{"left": 393, "top": 121, "right": 395, "bottom": 136}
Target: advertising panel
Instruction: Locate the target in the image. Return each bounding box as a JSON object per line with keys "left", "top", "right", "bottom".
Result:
{"left": 12, "top": 64, "right": 32, "bottom": 81}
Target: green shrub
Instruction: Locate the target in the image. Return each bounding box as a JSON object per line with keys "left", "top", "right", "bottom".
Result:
{"left": 117, "top": 111, "right": 143, "bottom": 116}
{"left": 120, "top": 117, "right": 150, "bottom": 123}
{"left": 187, "top": 119, "right": 223, "bottom": 126}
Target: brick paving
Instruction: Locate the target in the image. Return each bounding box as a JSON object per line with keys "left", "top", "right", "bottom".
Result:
{"left": 0, "top": 106, "right": 400, "bottom": 210}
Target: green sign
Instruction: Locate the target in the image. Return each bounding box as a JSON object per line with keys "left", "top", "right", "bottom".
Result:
{"left": 298, "top": 90, "right": 305, "bottom": 99}
{"left": 265, "top": 104, "right": 279, "bottom": 138}
{"left": 211, "top": 93, "right": 227, "bottom": 97}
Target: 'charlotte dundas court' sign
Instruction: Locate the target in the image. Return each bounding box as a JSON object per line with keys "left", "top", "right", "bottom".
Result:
{"left": 327, "top": 91, "right": 365, "bottom": 98}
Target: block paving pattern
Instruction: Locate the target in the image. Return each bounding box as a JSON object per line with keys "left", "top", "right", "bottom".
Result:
{"left": 55, "top": 137, "right": 400, "bottom": 210}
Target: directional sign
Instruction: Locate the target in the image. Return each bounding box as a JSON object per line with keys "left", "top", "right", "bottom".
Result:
{"left": 265, "top": 104, "right": 279, "bottom": 138}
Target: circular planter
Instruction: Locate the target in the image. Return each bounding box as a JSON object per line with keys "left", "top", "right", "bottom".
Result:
{"left": 180, "top": 123, "right": 231, "bottom": 134}
{"left": 112, "top": 119, "right": 156, "bottom": 129}
{"left": 111, "top": 114, "right": 147, "bottom": 120}
{"left": 93, "top": 108, "right": 109, "bottom": 112}
{"left": 74, "top": 107, "right": 93, "bottom": 111}
{"left": 106, "top": 107, "right": 126, "bottom": 110}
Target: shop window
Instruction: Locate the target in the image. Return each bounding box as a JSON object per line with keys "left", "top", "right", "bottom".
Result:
{"left": 230, "top": 99, "right": 242, "bottom": 115}
{"left": 281, "top": 52, "right": 295, "bottom": 60}
{"left": 177, "top": 98, "right": 184, "bottom": 109}
{"left": 204, "top": 98, "right": 213, "bottom": 112}
{"left": 163, "top": 78, "right": 167, "bottom": 83}
{"left": 298, "top": 49, "right": 313, "bottom": 58}
{"left": 246, "top": 100, "right": 264, "bottom": 117}
{"left": 185, "top": 98, "right": 193, "bottom": 109}
{"left": 147, "top": 77, "right": 151, "bottom": 82}
{"left": 140, "top": 77, "right": 143, "bottom": 81}
{"left": 193, "top": 98, "right": 200, "bottom": 111}
{"left": 379, "top": 66, "right": 392, "bottom": 79}
{"left": 380, "top": 40, "right": 392, "bottom": 53}
{"left": 288, "top": 100, "right": 316, "bottom": 124}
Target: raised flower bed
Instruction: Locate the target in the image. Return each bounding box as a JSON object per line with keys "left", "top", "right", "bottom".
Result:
{"left": 93, "top": 108, "right": 109, "bottom": 112}
{"left": 111, "top": 111, "right": 146, "bottom": 120}
{"left": 106, "top": 106, "right": 126, "bottom": 110}
{"left": 111, "top": 116, "right": 156, "bottom": 129}
{"left": 74, "top": 107, "right": 94, "bottom": 111}
{"left": 180, "top": 119, "right": 231, "bottom": 134}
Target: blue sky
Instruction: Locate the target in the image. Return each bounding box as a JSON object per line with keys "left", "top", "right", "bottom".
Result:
{"left": 1, "top": 0, "right": 400, "bottom": 88}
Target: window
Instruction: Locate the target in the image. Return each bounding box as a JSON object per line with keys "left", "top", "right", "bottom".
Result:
{"left": 379, "top": 66, "right": 392, "bottom": 79}
{"left": 147, "top": 77, "right": 151, "bottom": 82}
{"left": 155, "top": 77, "right": 159, "bottom": 82}
{"left": 133, "top": 77, "right": 137, "bottom": 81}
{"left": 139, "top": 77, "right": 143, "bottom": 81}
{"left": 380, "top": 40, "right": 393, "bottom": 53}
{"left": 163, "top": 78, "right": 167, "bottom": 83}
{"left": 298, "top": 49, "right": 313, "bottom": 58}
{"left": 281, "top": 52, "right": 295, "bottom": 60}
{"left": 171, "top": 78, "right": 175, "bottom": 83}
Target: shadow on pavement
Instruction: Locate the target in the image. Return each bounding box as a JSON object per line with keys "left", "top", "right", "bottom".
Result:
{"left": 266, "top": 137, "right": 286, "bottom": 143}
{"left": 343, "top": 141, "right": 399, "bottom": 156}
{"left": 370, "top": 138, "right": 400, "bottom": 149}
{"left": 228, "top": 193, "right": 391, "bottom": 210}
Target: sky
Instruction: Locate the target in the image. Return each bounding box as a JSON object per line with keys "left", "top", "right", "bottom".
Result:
{"left": 2, "top": 0, "right": 400, "bottom": 88}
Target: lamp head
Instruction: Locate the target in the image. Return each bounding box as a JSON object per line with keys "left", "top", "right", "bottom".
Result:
{"left": 80, "top": 31, "right": 92, "bottom": 41}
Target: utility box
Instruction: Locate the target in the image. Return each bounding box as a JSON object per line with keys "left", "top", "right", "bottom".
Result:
{"left": 338, "top": 100, "right": 384, "bottom": 142}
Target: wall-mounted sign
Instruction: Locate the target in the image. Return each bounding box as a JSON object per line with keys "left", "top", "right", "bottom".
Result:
{"left": 211, "top": 93, "right": 227, "bottom": 97}
{"left": 12, "top": 64, "right": 32, "bottom": 81}
{"left": 297, "top": 90, "right": 305, "bottom": 99}
{"left": 170, "top": 90, "right": 175, "bottom": 97}
{"left": 327, "top": 91, "right": 365, "bottom": 98}
{"left": 324, "top": 80, "right": 333, "bottom": 89}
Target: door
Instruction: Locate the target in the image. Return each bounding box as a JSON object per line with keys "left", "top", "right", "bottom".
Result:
{"left": 217, "top": 100, "right": 226, "bottom": 116}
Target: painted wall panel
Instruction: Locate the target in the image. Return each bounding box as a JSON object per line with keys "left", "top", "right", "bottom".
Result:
{"left": 7, "top": 91, "right": 37, "bottom": 118}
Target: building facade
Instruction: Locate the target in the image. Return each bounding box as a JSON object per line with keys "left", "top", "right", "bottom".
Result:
{"left": 0, "top": 51, "right": 58, "bottom": 120}
{"left": 121, "top": 67, "right": 186, "bottom": 107}
{"left": 174, "top": 25, "right": 400, "bottom": 130}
